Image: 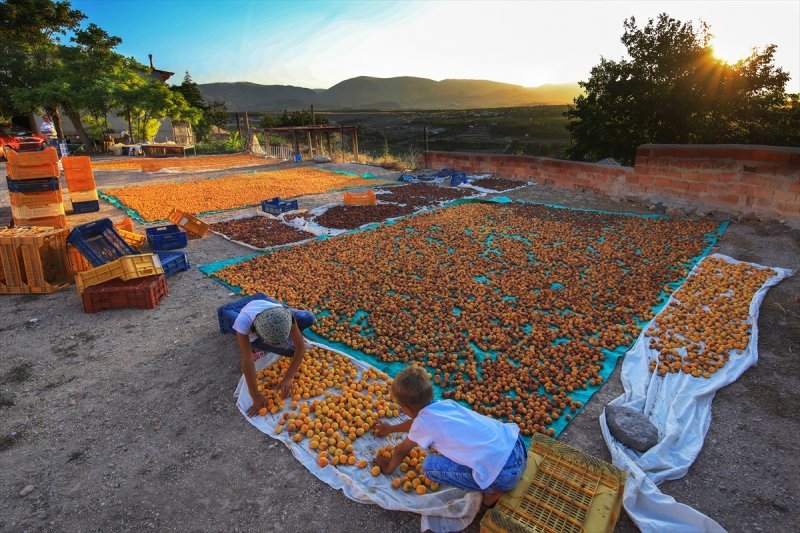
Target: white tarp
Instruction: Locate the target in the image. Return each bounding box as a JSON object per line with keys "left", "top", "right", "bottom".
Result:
{"left": 234, "top": 342, "right": 482, "bottom": 532}
{"left": 601, "top": 253, "right": 793, "bottom": 532}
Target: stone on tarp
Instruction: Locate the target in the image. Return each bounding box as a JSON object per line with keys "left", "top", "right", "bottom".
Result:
{"left": 605, "top": 404, "right": 659, "bottom": 452}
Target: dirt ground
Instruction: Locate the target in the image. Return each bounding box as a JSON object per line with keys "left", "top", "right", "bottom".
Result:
{"left": 0, "top": 156, "right": 798, "bottom": 533}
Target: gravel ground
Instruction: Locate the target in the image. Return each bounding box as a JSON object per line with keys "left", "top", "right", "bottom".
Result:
{"left": 0, "top": 157, "right": 797, "bottom": 533}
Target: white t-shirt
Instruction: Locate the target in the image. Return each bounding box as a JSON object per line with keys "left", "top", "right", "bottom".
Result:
{"left": 408, "top": 399, "right": 520, "bottom": 489}
{"left": 232, "top": 300, "right": 283, "bottom": 343}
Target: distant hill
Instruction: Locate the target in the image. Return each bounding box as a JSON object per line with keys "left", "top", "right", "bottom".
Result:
{"left": 198, "top": 76, "right": 581, "bottom": 112}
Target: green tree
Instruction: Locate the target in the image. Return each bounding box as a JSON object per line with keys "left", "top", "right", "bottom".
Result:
{"left": 171, "top": 72, "right": 226, "bottom": 141}
{"left": 11, "top": 23, "right": 127, "bottom": 151}
{"left": 564, "top": 13, "right": 796, "bottom": 165}
{"left": 111, "top": 57, "right": 199, "bottom": 142}
{"left": 0, "top": 0, "right": 84, "bottom": 125}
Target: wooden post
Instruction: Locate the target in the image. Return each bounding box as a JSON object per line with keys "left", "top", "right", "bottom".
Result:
{"left": 424, "top": 126, "right": 429, "bottom": 169}
{"left": 352, "top": 128, "right": 359, "bottom": 164}
{"left": 307, "top": 130, "right": 313, "bottom": 157}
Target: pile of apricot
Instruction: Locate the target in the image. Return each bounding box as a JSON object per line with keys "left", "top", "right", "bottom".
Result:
{"left": 646, "top": 256, "right": 776, "bottom": 378}
{"left": 374, "top": 444, "right": 441, "bottom": 495}
{"left": 219, "top": 202, "right": 720, "bottom": 436}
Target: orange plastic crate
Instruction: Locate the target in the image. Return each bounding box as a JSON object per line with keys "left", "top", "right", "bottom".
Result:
{"left": 66, "top": 244, "right": 93, "bottom": 276}
{"left": 168, "top": 208, "right": 209, "bottom": 237}
{"left": 114, "top": 218, "right": 135, "bottom": 233}
{"left": 62, "top": 155, "right": 96, "bottom": 191}
{"left": 5, "top": 147, "right": 60, "bottom": 180}
{"left": 344, "top": 190, "right": 377, "bottom": 206}
{"left": 9, "top": 189, "right": 63, "bottom": 208}
{"left": 0, "top": 243, "right": 26, "bottom": 293}
{"left": 0, "top": 226, "right": 71, "bottom": 294}
{"left": 12, "top": 214, "right": 68, "bottom": 228}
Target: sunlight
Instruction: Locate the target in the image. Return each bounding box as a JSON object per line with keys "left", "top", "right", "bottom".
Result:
{"left": 710, "top": 37, "right": 751, "bottom": 65}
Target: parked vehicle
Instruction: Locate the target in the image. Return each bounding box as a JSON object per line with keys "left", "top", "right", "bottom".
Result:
{"left": 0, "top": 123, "right": 48, "bottom": 158}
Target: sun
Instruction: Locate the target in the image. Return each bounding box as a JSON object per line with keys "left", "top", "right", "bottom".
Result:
{"left": 710, "top": 38, "right": 750, "bottom": 65}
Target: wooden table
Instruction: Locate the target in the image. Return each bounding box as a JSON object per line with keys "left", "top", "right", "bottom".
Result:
{"left": 141, "top": 144, "right": 196, "bottom": 157}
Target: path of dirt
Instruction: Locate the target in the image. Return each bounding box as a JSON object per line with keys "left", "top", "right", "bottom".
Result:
{"left": 1, "top": 157, "right": 797, "bottom": 532}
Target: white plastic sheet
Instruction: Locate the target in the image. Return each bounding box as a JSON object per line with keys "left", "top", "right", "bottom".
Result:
{"left": 234, "top": 342, "right": 482, "bottom": 532}
{"left": 601, "top": 253, "right": 793, "bottom": 532}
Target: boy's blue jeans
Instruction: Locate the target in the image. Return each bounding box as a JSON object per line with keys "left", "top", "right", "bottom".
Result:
{"left": 422, "top": 435, "right": 527, "bottom": 493}
{"left": 251, "top": 309, "right": 315, "bottom": 356}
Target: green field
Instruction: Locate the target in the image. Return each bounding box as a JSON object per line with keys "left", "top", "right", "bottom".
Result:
{"left": 318, "top": 106, "right": 571, "bottom": 159}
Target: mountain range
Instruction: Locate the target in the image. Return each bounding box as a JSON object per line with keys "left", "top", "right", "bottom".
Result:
{"left": 197, "top": 76, "right": 581, "bottom": 112}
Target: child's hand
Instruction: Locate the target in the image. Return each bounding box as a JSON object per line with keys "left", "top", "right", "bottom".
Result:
{"left": 246, "top": 392, "right": 268, "bottom": 417}
{"left": 373, "top": 420, "right": 392, "bottom": 437}
{"left": 372, "top": 454, "right": 390, "bottom": 474}
{"left": 274, "top": 378, "right": 293, "bottom": 399}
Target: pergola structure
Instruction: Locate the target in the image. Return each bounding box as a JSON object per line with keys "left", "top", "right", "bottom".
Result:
{"left": 260, "top": 124, "right": 360, "bottom": 162}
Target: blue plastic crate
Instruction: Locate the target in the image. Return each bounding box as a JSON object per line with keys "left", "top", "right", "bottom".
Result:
{"left": 72, "top": 199, "right": 100, "bottom": 213}
{"left": 450, "top": 172, "right": 469, "bottom": 186}
{"left": 67, "top": 218, "right": 137, "bottom": 267}
{"left": 261, "top": 197, "right": 298, "bottom": 215}
{"left": 145, "top": 224, "right": 187, "bottom": 250}
{"left": 6, "top": 176, "right": 60, "bottom": 193}
{"left": 155, "top": 250, "right": 191, "bottom": 277}
{"left": 217, "top": 293, "right": 280, "bottom": 334}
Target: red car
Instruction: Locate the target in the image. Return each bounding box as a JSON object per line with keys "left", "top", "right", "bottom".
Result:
{"left": 0, "top": 123, "right": 49, "bottom": 158}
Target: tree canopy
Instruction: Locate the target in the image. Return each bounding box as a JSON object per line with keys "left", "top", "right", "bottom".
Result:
{"left": 564, "top": 13, "right": 799, "bottom": 165}
{"left": 0, "top": 0, "right": 205, "bottom": 149}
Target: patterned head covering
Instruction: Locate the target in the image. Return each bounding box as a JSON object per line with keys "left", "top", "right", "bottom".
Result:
{"left": 253, "top": 306, "right": 293, "bottom": 345}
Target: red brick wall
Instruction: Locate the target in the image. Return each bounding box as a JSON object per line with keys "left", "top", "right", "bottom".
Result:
{"left": 420, "top": 145, "right": 800, "bottom": 224}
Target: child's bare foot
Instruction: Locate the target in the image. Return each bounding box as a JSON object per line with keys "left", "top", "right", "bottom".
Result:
{"left": 482, "top": 491, "right": 504, "bottom": 507}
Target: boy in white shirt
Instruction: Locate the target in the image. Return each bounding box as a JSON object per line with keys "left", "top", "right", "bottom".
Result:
{"left": 373, "top": 365, "right": 527, "bottom": 506}
{"left": 232, "top": 299, "right": 315, "bottom": 416}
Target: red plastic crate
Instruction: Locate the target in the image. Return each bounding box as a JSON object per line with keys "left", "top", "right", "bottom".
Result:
{"left": 81, "top": 274, "right": 168, "bottom": 313}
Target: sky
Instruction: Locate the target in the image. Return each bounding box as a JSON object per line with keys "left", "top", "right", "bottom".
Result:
{"left": 67, "top": 0, "right": 800, "bottom": 92}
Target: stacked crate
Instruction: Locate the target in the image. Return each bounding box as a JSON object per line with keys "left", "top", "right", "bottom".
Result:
{"left": 0, "top": 226, "right": 71, "bottom": 294}
{"left": 67, "top": 218, "right": 168, "bottom": 312}
{"left": 61, "top": 156, "right": 100, "bottom": 213}
{"left": 5, "top": 147, "right": 66, "bottom": 228}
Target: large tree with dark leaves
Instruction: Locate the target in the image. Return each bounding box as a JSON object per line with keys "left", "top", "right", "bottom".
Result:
{"left": 0, "top": 0, "right": 84, "bottom": 124}
{"left": 564, "top": 13, "right": 797, "bottom": 165}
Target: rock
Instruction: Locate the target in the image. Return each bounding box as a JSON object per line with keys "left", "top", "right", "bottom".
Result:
{"left": 605, "top": 405, "right": 659, "bottom": 452}
{"left": 665, "top": 206, "right": 685, "bottom": 218}
{"left": 19, "top": 484, "right": 34, "bottom": 497}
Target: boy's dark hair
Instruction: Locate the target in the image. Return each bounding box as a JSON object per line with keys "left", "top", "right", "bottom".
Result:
{"left": 391, "top": 365, "right": 433, "bottom": 410}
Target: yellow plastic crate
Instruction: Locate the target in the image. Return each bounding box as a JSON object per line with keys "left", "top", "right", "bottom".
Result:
{"left": 116, "top": 228, "right": 147, "bottom": 250}
{"left": 480, "top": 434, "right": 625, "bottom": 533}
{"left": 69, "top": 189, "right": 99, "bottom": 203}
{"left": 75, "top": 253, "right": 163, "bottom": 294}
{"left": 344, "top": 189, "right": 377, "bottom": 206}
{"left": 11, "top": 202, "right": 66, "bottom": 220}
{"left": 168, "top": 208, "right": 209, "bottom": 237}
